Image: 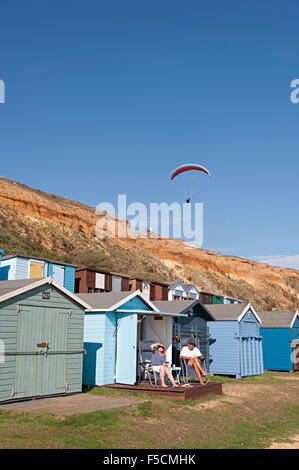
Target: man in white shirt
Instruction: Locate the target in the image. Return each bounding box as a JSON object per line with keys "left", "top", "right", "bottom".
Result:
{"left": 180, "top": 340, "right": 208, "bottom": 385}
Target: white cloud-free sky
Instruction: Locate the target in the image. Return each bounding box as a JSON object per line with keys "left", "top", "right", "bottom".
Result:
{"left": 0, "top": 1, "right": 298, "bottom": 261}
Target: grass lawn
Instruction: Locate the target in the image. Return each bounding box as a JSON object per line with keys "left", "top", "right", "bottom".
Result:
{"left": 0, "top": 372, "right": 298, "bottom": 449}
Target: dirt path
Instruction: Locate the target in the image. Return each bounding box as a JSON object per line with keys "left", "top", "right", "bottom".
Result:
{"left": 273, "top": 375, "right": 299, "bottom": 381}
{"left": 269, "top": 434, "right": 299, "bottom": 449}
{"left": 0, "top": 393, "right": 148, "bottom": 417}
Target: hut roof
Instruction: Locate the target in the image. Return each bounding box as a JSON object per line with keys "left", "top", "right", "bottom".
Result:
{"left": 77, "top": 291, "right": 135, "bottom": 310}
{"left": 0, "top": 277, "right": 90, "bottom": 308}
{"left": 153, "top": 299, "right": 215, "bottom": 320}
{"left": 258, "top": 310, "right": 299, "bottom": 328}
{"left": 78, "top": 290, "right": 171, "bottom": 314}
{"left": 205, "top": 303, "right": 260, "bottom": 323}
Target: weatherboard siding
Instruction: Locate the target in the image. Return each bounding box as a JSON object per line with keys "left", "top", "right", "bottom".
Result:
{"left": 83, "top": 313, "right": 107, "bottom": 386}
{"left": 64, "top": 266, "right": 76, "bottom": 293}
{"left": 0, "top": 258, "right": 75, "bottom": 292}
{"left": 212, "top": 295, "right": 224, "bottom": 304}
{"left": 260, "top": 328, "right": 293, "bottom": 371}
{"left": 112, "top": 275, "right": 122, "bottom": 292}
{"left": 0, "top": 284, "right": 85, "bottom": 403}
{"left": 47, "top": 262, "right": 53, "bottom": 277}
{"left": 208, "top": 321, "right": 240, "bottom": 376}
{"left": 239, "top": 309, "right": 260, "bottom": 337}
{"left": 0, "top": 258, "right": 17, "bottom": 280}
{"left": 82, "top": 295, "right": 153, "bottom": 387}
{"left": 16, "top": 258, "right": 30, "bottom": 279}
{"left": 103, "top": 313, "right": 117, "bottom": 385}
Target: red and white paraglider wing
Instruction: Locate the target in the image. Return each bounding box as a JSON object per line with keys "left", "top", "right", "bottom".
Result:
{"left": 170, "top": 164, "right": 211, "bottom": 181}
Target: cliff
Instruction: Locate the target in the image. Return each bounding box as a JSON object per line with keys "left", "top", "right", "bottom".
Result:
{"left": 0, "top": 176, "right": 298, "bottom": 310}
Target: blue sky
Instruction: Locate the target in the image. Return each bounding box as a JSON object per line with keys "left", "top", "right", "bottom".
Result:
{"left": 0, "top": 1, "right": 298, "bottom": 268}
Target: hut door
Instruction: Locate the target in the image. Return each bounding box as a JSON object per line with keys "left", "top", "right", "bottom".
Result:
{"left": 240, "top": 337, "right": 263, "bottom": 376}
{"left": 15, "top": 307, "right": 68, "bottom": 399}
{"left": 292, "top": 342, "right": 299, "bottom": 371}
{"left": 36, "top": 308, "right": 68, "bottom": 396}
{"left": 15, "top": 308, "right": 41, "bottom": 399}
{"left": 30, "top": 261, "right": 44, "bottom": 279}
{"left": 52, "top": 265, "right": 65, "bottom": 286}
{"left": 115, "top": 313, "right": 137, "bottom": 385}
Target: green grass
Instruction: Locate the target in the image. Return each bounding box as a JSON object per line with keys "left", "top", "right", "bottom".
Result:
{"left": 0, "top": 374, "right": 298, "bottom": 449}
{"left": 207, "top": 370, "right": 286, "bottom": 384}
{"left": 197, "top": 404, "right": 299, "bottom": 449}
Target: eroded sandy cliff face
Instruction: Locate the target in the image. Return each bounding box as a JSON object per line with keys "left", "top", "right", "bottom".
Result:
{"left": 0, "top": 176, "right": 298, "bottom": 310}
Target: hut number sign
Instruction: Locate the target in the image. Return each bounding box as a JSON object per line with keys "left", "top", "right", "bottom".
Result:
{"left": 42, "top": 292, "right": 50, "bottom": 300}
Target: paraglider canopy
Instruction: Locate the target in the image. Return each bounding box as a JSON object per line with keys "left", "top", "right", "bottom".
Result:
{"left": 170, "top": 164, "right": 211, "bottom": 181}
{"left": 170, "top": 163, "right": 211, "bottom": 203}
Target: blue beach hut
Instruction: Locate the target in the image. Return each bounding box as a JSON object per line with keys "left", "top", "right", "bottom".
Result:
{"left": 78, "top": 290, "right": 186, "bottom": 386}
{"left": 0, "top": 254, "right": 76, "bottom": 292}
{"left": 206, "top": 303, "right": 264, "bottom": 378}
{"left": 258, "top": 310, "right": 299, "bottom": 372}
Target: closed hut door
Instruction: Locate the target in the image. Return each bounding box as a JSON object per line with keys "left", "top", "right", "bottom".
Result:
{"left": 30, "top": 261, "right": 44, "bottom": 279}
{"left": 239, "top": 312, "right": 263, "bottom": 376}
{"left": 115, "top": 313, "right": 137, "bottom": 385}
{"left": 112, "top": 276, "right": 122, "bottom": 292}
{"left": 52, "top": 265, "right": 65, "bottom": 286}
{"left": 240, "top": 336, "right": 263, "bottom": 376}
{"left": 15, "top": 306, "right": 68, "bottom": 399}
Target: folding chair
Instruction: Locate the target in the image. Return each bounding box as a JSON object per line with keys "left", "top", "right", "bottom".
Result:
{"left": 138, "top": 340, "right": 160, "bottom": 386}
{"left": 180, "top": 337, "right": 209, "bottom": 385}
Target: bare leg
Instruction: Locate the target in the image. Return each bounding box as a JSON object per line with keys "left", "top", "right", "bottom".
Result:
{"left": 165, "top": 368, "right": 179, "bottom": 387}
{"left": 159, "top": 367, "right": 168, "bottom": 387}
{"left": 193, "top": 357, "right": 208, "bottom": 376}
{"left": 188, "top": 358, "right": 204, "bottom": 384}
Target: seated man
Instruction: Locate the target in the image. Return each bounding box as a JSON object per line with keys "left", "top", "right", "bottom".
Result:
{"left": 180, "top": 340, "right": 208, "bottom": 385}
{"left": 150, "top": 342, "right": 179, "bottom": 388}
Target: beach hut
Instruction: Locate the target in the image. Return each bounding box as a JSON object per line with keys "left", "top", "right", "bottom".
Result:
{"left": 78, "top": 291, "right": 186, "bottom": 386}
{"left": 0, "top": 278, "right": 89, "bottom": 404}
{"left": 0, "top": 254, "right": 76, "bottom": 293}
{"left": 150, "top": 281, "right": 169, "bottom": 301}
{"left": 206, "top": 303, "right": 264, "bottom": 378}
{"left": 164, "top": 280, "right": 188, "bottom": 301}
{"left": 258, "top": 310, "right": 299, "bottom": 372}
{"left": 184, "top": 284, "right": 200, "bottom": 300}
{"left": 153, "top": 300, "right": 215, "bottom": 373}
{"left": 199, "top": 292, "right": 214, "bottom": 304}
{"left": 75, "top": 267, "right": 130, "bottom": 294}
{"left": 129, "top": 278, "right": 151, "bottom": 300}
{"left": 164, "top": 281, "right": 201, "bottom": 301}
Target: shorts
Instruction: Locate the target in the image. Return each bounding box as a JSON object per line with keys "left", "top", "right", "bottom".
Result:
{"left": 152, "top": 365, "right": 166, "bottom": 373}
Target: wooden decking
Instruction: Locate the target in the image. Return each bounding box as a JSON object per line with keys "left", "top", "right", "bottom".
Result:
{"left": 106, "top": 381, "right": 223, "bottom": 400}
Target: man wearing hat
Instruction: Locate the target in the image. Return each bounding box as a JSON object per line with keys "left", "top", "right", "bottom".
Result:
{"left": 180, "top": 340, "right": 208, "bottom": 385}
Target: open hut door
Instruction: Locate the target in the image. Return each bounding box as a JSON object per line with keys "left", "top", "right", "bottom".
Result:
{"left": 115, "top": 313, "right": 137, "bottom": 385}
